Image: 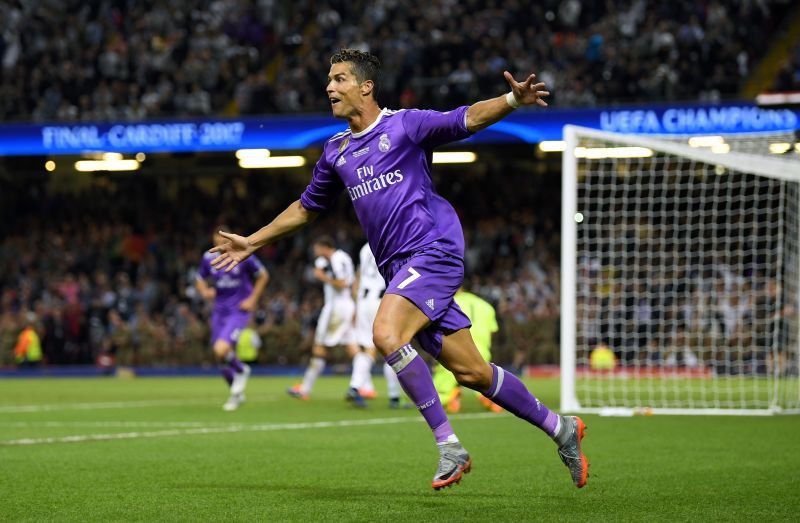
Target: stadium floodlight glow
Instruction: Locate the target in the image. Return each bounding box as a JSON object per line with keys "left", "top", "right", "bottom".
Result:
{"left": 235, "top": 148, "right": 271, "bottom": 161}
{"left": 710, "top": 143, "right": 731, "bottom": 154}
{"left": 688, "top": 136, "right": 725, "bottom": 148}
{"left": 45, "top": 160, "right": 56, "bottom": 172}
{"left": 756, "top": 91, "right": 800, "bottom": 106}
{"left": 238, "top": 155, "right": 306, "bottom": 169}
{"left": 74, "top": 159, "right": 141, "bottom": 172}
{"left": 101, "top": 152, "right": 124, "bottom": 161}
{"left": 538, "top": 141, "right": 567, "bottom": 152}
{"left": 573, "top": 146, "right": 653, "bottom": 159}
{"left": 769, "top": 143, "right": 792, "bottom": 154}
{"left": 135, "top": 152, "right": 146, "bottom": 162}
{"left": 431, "top": 151, "right": 477, "bottom": 164}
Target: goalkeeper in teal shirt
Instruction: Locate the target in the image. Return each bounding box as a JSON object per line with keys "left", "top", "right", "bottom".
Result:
{"left": 433, "top": 286, "right": 501, "bottom": 413}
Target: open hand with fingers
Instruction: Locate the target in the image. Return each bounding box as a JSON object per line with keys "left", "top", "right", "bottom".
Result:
{"left": 209, "top": 231, "right": 256, "bottom": 272}
{"left": 504, "top": 71, "right": 550, "bottom": 107}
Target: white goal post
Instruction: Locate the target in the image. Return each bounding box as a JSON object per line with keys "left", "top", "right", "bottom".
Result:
{"left": 561, "top": 125, "right": 800, "bottom": 415}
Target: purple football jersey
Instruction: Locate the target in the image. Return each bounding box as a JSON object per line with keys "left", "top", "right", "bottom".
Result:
{"left": 197, "top": 253, "right": 265, "bottom": 311}
{"left": 300, "top": 106, "right": 472, "bottom": 271}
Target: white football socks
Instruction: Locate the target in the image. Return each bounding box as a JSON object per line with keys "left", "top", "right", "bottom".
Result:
{"left": 383, "top": 362, "right": 401, "bottom": 399}
{"left": 349, "top": 351, "right": 374, "bottom": 390}
{"left": 301, "top": 357, "right": 325, "bottom": 394}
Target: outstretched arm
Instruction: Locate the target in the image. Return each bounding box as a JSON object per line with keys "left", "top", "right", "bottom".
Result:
{"left": 465, "top": 71, "right": 549, "bottom": 132}
{"left": 211, "top": 200, "right": 318, "bottom": 271}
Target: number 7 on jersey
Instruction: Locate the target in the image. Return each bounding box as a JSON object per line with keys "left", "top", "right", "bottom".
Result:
{"left": 397, "top": 267, "right": 421, "bottom": 289}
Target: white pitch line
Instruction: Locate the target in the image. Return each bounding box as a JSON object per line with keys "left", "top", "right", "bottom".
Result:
{"left": 0, "top": 412, "right": 503, "bottom": 446}
{"left": 0, "top": 399, "right": 216, "bottom": 413}
{"left": 0, "top": 421, "right": 222, "bottom": 428}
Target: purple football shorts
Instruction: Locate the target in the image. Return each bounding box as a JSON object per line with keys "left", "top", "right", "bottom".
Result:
{"left": 210, "top": 308, "right": 250, "bottom": 346}
{"left": 383, "top": 249, "right": 471, "bottom": 358}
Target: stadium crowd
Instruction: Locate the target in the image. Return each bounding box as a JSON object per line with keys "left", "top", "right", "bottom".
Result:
{"left": 6, "top": 164, "right": 790, "bottom": 373}
{"left": 774, "top": 42, "right": 800, "bottom": 92}
{"left": 0, "top": 0, "right": 795, "bottom": 122}
{"left": 0, "top": 164, "right": 561, "bottom": 368}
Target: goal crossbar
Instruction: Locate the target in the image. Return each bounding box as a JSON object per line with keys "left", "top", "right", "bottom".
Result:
{"left": 564, "top": 125, "right": 800, "bottom": 182}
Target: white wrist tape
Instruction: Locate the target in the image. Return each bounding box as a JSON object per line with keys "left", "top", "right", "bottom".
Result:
{"left": 505, "top": 91, "right": 521, "bottom": 109}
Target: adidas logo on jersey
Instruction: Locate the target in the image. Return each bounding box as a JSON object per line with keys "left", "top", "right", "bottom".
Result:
{"left": 426, "top": 299, "right": 435, "bottom": 310}
{"left": 336, "top": 155, "right": 346, "bottom": 167}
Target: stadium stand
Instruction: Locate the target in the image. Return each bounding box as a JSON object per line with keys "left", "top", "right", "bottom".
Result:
{"left": 0, "top": 0, "right": 795, "bottom": 122}
{"left": 0, "top": 163, "right": 561, "bottom": 367}
{"left": 773, "top": 43, "right": 800, "bottom": 92}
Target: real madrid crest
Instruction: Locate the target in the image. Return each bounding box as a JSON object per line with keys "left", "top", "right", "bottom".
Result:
{"left": 379, "top": 133, "right": 391, "bottom": 152}
{"left": 338, "top": 136, "right": 350, "bottom": 152}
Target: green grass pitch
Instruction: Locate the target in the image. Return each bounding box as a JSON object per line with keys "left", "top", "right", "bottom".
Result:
{"left": 1, "top": 375, "right": 799, "bottom": 521}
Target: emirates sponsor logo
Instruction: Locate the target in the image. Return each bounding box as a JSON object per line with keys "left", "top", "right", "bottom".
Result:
{"left": 347, "top": 164, "right": 404, "bottom": 201}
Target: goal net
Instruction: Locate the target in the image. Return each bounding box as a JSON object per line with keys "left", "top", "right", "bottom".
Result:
{"left": 560, "top": 125, "right": 800, "bottom": 415}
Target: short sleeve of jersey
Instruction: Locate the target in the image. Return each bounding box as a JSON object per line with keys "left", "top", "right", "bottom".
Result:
{"left": 300, "top": 153, "right": 344, "bottom": 213}
{"left": 244, "top": 256, "right": 265, "bottom": 277}
{"left": 401, "top": 106, "right": 472, "bottom": 149}
{"left": 314, "top": 256, "right": 329, "bottom": 270}
{"left": 196, "top": 255, "right": 211, "bottom": 280}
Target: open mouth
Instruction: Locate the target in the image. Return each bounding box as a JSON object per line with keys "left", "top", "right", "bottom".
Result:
{"left": 330, "top": 97, "right": 341, "bottom": 106}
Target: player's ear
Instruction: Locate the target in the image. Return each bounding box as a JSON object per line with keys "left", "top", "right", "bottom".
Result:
{"left": 360, "top": 79, "right": 374, "bottom": 97}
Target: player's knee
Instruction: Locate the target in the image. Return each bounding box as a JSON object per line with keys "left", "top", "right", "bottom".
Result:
{"left": 344, "top": 344, "right": 359, "bottom": 358}
{"left": 372, "top": 325, "right": 404, "bottom": 356}
{"left": 212, "top": 341, "right": 231, "bottom": 359}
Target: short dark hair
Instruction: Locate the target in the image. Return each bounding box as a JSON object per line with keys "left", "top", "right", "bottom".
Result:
{"left": 313, "top": 235, "right": 335, "bottom": 249}
{"left": 330, "top": 49, "right": 382, "bottom": 101}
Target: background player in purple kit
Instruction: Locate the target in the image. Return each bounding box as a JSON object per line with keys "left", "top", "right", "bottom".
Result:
{"left": 208, "top": 50, "right": 589, "bottom": 489}
{"left": 196, "top": 228, "right": 269, "bottom": 411}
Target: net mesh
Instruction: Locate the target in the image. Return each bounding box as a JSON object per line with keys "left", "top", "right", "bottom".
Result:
{"left": 569, "top": 129, "right": 800, "bottom": 412}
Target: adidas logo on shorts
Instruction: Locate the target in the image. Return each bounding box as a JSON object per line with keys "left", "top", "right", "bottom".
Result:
{"left": 426, "top": 299, "right": 435, "bottom": 310}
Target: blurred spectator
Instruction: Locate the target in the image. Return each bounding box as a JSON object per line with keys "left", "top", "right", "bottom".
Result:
{"left": 773, "top": 43, "right": 800, "bottom": 92}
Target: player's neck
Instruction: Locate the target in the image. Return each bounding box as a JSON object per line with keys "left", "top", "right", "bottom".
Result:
{"left": 347, "top": 104, "right": 382, "bottom": 134}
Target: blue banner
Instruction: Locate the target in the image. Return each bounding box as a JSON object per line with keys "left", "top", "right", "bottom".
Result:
{"left": 0, "top": 102, "right": 797, "bottom": 156}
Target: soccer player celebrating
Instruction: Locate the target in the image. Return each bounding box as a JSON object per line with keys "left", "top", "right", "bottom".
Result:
{"left": 196, "top": 228, "right": 269, "bottom": 411}
{"left": 287, "top": 236, "right": 366, "bottom": 407}
{"left": 210, "top": 50, "right": 589, "bottom": 489}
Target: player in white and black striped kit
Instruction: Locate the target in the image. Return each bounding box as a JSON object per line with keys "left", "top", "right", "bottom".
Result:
{"left": 353, "top": 243, "right": 403, "bottom": 408}
{"left": 288, "top": 236, "right": 366, "bottom": 405}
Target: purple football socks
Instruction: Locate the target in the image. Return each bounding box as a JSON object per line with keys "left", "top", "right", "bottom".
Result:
{"left": 223, "top": 351, "right": 245, "bottom": 373}
{"left": 484, "top": 363, "right": 559, "bottom": 436}
{"left": 386, "top": 344, "right": 455, "bottom": 443}
{"left": 221, "top": 366, "right": 235, "bottom": 387}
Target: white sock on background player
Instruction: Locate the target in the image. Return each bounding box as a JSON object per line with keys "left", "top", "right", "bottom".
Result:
{"left": 349, "top": 351, "right": 373, "bottom": 390}
{"left": 383, "top": 362, "right": 401, "bottom": 400}
{"left": 301, "top": 357, "right": 325, "bottom": 394}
